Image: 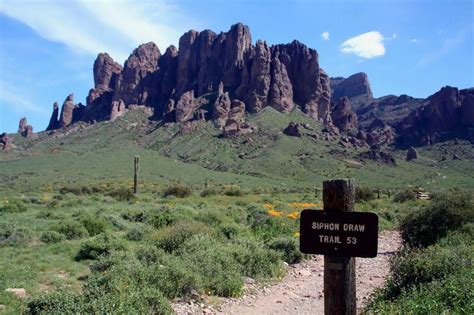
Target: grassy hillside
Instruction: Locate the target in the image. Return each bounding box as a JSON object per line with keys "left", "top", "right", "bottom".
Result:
{"left": 1, "top": 107, "right": 473, "bottom": 195}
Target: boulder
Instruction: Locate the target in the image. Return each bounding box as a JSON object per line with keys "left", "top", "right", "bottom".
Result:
{"left": 406, "top": 147, "right": 419, "bottom": 161}
{"left": 1, "top": 132, "right": 11, "bottom": 150}
{"left": 5, "top": 288, "right": 26, "bottom": 299}
{"left": 283, "top": 122, "right": 302, "bottom": 137}
{"left": 359, "top": 148, "right": 396, "bottom": 166}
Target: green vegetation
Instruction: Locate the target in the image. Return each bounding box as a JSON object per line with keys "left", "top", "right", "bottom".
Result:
{"left": 365, "top": 190, "right": 474, "bottom": 314}
{"left": 0, "top": 107, "right": 473, "bottom": 313}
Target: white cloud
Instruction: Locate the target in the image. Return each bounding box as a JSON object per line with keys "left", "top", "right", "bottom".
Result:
{"left": 0, "top": 0, "right": 200, "bottom": 63}
{"left": 410, "top": 38, "right": 419, "bottom": 43}
{"left": 321, "top": 32, "right": 330, "bottom": 40}
{"left": 340, "top": 31, "right": 386, "bottom": 59}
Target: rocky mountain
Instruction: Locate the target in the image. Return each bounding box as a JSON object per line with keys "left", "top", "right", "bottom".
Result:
{"left": 396, "top": 86, "right": 474, "bottom": 146}
{"left": 4, "top": 22, "right": 470, "bottom": 151}
{"left": 45, "top": 23, "right": 331, "bottom": 133}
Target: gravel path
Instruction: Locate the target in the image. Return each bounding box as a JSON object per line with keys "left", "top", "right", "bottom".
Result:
{"left": 173, "top": 230, "right": 401, "bottom": 315}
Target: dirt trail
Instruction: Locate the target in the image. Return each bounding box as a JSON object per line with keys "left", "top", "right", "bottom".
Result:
{"left": 174, "top": 231, "right": 401, "bottom": 315}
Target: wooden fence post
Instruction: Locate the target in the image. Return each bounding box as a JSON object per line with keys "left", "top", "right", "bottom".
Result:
{"left": 323, "top": 179, "right": 356, "bottom": 315}
{"left": 134, "top": 156, "right": 139, "bottom": 195}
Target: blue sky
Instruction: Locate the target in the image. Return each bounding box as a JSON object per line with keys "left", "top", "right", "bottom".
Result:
{"left": 0, "top": 0, "right": 473, "bottom": 133}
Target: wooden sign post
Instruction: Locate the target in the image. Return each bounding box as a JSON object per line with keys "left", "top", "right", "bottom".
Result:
{"left": 133, "top": 156, "right": 140, "bottom": 195}
{"left": 323, "top": 179, "right": 356, "bottom": 315}
{"left": 299, "top": 178, "right": 379, "bottom": 315}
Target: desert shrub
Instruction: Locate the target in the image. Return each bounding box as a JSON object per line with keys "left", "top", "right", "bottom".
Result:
{"left": 136, "top": 244, "right": 166, "bottom": 265}
{"left": 126, "top": 226, "right": 149, "bottom": 241}
{"left": 386, "top": 244, "right": 472, "bottom": 296}
{"left": 36, "top": 211, "right": 65, "bottom": 220}
{"left": 178, "top": 235, "right": 243, "bottom": 297}
{"left": 40, "top": 231, "right": 66, "bottom": 244}
{"left": 0, "top": 222, "right": 30, "bottom": 246}
{"left": 27, "top": 290, "right": 83, "bottom": 314}
{"left": 366, "top": 268, "right": 474, "bottom": 314}
{"left": 223, "top": 185, "right": 245, "bottom": 197}
{"left": 231, "top": 240, "right": 283, "bottom": 279}
{"left": 81, "top": 215, "right": 108, "bottom": 236}
{"left": 148, "top": 209, "right": 179, "bottom": 229}
{"left": 200, "top": 187, "right": 218, "bottom": 197}
{"left": 108, "top": 188, "right": 135, "bottom": 201}
{"left": 267, "top": 237, "right": 303, "bottom": 264}
{"left": 75, "top": 234, "right": 126, "bottom": 261}
{"left": 220, "top": 223, "right": 240, "bottom": 240}
{"left": 400, "top": 190, "right": 473, "bottom": 247}
{"left": 355, "top": 186, "right": 375, "bottom": 202}
{"left": 163, "top": 184, "right": 192, "bottom": 198}
{"left": 0, "top": 199, "right": 27, "bottom": 213}
{"left": 248, "top": 210, "right": 294, "bottom": 241}
{"left": 121, "top": 209, "right": 149, "bottom": 222}
{"left": 150, "top": 221, "right": 212, "bottom": 252}
{"left": 52, "top": 220, "right": 89, "bottom": 240}
{"left": 393, "top": 189, "right": 416, "bottom": 203}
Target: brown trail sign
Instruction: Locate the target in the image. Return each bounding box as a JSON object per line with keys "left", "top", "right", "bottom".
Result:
{"left": 299, "top": 179, "right": 379, "bottom": 315}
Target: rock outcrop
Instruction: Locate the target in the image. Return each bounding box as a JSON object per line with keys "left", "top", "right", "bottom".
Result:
{"left": 283, "top": 122, "right": 302, "bottom": 137}
{"left": 359, "top": 147, "right": 396, "bottom": 166}
{"left": 17, "top": 117, "right": 34, "bottom": 138}
{"left": 46, "top": 102, "right": 60, "bottom": 131}
{"left": 331, "top": 97, "right": 358, "bottom": 132}
{"left": 331, "top": 72, "right": 373, "bottom": 106}
{"left": 59, "top": 94, "right": 77, "bottom": 128}
{"left": 45, "top": 23, "right": 332, "bottom": 130}
{"left": 406, "top": 147, "right": 419, "bottom": 161}
{"left": 0, "top": 133, "right": 11, "bottom": 150}
{"left": 18, "top": 117, "right": 27, "bottom": 134}
{"left": 397, "top": 86, "right": 474, "bottom": 146}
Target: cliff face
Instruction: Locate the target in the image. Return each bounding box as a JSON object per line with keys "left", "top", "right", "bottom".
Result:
{"left": 396, "top": 86, "right": 474, "bottom": 146}
{"left": 47, "top": 23, "right": 331, "bottom": 130}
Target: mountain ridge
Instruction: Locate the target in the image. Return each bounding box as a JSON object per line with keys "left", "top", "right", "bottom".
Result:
{"left": 2, "top": 22, "right": 473, "bottom": 149}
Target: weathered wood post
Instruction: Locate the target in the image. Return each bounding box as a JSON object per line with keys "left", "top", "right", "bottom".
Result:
{"left": 377, "top": 189, "right": 380, "bottom": 199}
{"left": 315, "top": 188, "right": 319, "bottom": 198}
{"left": 133, "top": 156, "right": 139, "bottom": 195}
{"left": 323, "top": 179, "right": 356, "bottom": 315}
{"left": 387, "top": 189, "right": 391, "bottom": 198}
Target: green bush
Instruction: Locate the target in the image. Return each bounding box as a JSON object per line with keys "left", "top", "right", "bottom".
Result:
{"left": 366, "top": 267, "right": 474, "bottom": 314}
{"left": 223, "top": 185, "right": 245, "bottom": 197}
{"left": 0, "top": 199, "right": 27, "bottom": 213}
{"left": 220, "top": 223, "right": 240, "bottom": 240}
{"left": 231, "top": 240, "right": 284, "bottom": 279}
{"left": 126, "top": 226, "right": 147, "bottom": 241}
{"left": 393, "top": 189, "right": 416, "bottom": 203}
{"left": 0, "top": 222, "right": 30, "bottom": 246}
{"left": 355, "top": 186, "right": 375, "bottom": 202}
{"left": 27, "top": 290, "right": 83, "bottom": 314}
{"left": 163, "top": 184, "right": 192, "bottom": 198}
{"left": 75, "top": 234, "right": 126, "bottom": 261}
{"left": 387, "top": 244, "right": 472, "bottom": 296}
{"left": 81, "top": 215, "right": 108, "bottom": 236}
{"left": 40, "top": 231, "right": 66, "bottom": 244}
{"left": 108, "top": 188, "right": 136, "bottom": 201}
{"left": 150, "top": 221, "right": 212, "bottom": 252}
{"left": 52, "top": 221, "right": 89, "bottom": 240}
{"left": 148, "top": 209, "right": 178, "bottom": 229}
{"left": 200, "top": 187, "right": 218, "bottom": 197}
{"left": 400, "top": 190, "right": 474, "bottom": 247}
{"left": 178, "top": 235, "right": 243, "bottom": 297}
{"left": 268, "top": 237, "right": 303, "bottom": 264}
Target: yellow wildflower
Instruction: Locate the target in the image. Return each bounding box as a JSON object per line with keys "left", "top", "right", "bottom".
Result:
{"left": 293, "top": 231, "right": 300, "bottom": 238}
{"left": 267, "top": 209, "right": 282, "bottom": 217}
{"left": 287, "top": 211, "right": 300, "bottom": 219}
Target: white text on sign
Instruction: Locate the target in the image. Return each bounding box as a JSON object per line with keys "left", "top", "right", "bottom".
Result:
{"left": 312, "top": 222, "right": 365, "bottom": 232}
